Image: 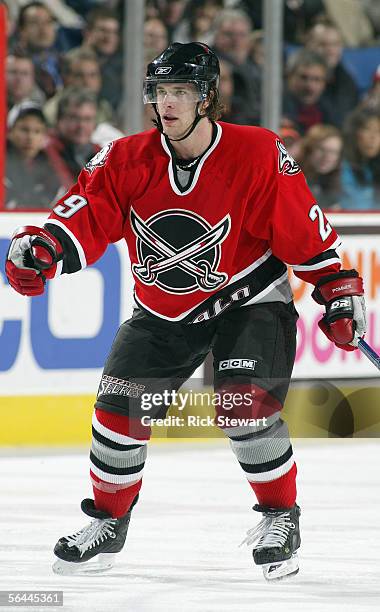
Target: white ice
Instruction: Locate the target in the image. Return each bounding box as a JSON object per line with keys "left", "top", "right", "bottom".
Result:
{"left": 0, "top": 439, "right": 379, "bottom": 612}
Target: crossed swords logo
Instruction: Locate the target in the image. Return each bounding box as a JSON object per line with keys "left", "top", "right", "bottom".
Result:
{"left": 131, "top": 209, "right": 231, "bottom": 291}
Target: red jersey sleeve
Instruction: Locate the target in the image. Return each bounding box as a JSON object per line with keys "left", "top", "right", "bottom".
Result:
{"left": 44, "top": 142, "right": 127, "bottom": 274}
{"left": 248, "top": 131, "right": 341, "bottom": 285}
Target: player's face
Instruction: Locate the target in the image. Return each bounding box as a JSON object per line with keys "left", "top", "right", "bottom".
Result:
{"left": 156, "top": 83, "right": 202, "bottom": 139}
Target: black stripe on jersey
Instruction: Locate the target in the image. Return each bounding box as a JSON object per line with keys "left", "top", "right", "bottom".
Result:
{"left": 92, "top": 426, "right": 144, "bottom": 451}
{"left": 299, "top": 249, "right": 339, "bottom": 267}
{"left": 90, "top": 452, "right": 145, "bottom": 475}
{"left": 44, "top": 222, "right": 82, "bottom": 274}
{"left": 182, "top": 255, "right": 287, "bottom": 324}
{"left": 238, "top": 445, "right": 293, "bottom": 474}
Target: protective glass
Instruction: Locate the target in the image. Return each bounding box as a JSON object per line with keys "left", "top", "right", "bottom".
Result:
{"left": 143, "top": 80, "right": 208, "bottom": 104}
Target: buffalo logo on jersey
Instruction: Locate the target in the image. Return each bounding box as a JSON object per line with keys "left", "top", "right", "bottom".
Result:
{"left": 276, "top": 139, "right": 300, "bottom": 176}
{"left": 130, "top": 208, "right": 231, "bottom": 294}
{"left": 85, "top": 142, "right": 113, "bottom": 174}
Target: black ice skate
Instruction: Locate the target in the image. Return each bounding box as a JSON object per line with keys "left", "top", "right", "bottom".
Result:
{"left": 52, "top": 496, "right": 138, "bottom": 575}
{"left": 240, "top": 503, "right": 301, "bottom": 581}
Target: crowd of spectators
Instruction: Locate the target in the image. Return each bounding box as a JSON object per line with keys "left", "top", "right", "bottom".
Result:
{"left": 2, "top": 0, "right": 380, "bottom": 210}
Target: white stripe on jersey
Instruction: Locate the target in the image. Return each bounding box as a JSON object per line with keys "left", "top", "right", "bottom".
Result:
{"left": 227, "top": 249, "right": 272, "bottom": 285}
{"left": 327, "top": 236, "right": 342, "bottom": 251}
{"left": 291, "top": 256, "right": 341, "bottom": 272}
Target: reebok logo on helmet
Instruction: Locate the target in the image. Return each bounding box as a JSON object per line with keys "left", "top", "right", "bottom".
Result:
{"left": 155, "top": 67, "right": 172, "bottom": 75}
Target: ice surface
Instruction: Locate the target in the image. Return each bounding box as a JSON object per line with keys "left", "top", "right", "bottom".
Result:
{"left": 0, "top": 439, "right": 379, "bottom": 612}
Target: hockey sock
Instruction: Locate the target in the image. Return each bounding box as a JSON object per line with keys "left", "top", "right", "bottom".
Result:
{"left": 225, "top": 411, "right": 298, "bottom": 509}
{"left": 90, "top": 408, "right": 150, "bottom": 518}
{"left": 249, "top": 462, "right": 297, "bottom": 508}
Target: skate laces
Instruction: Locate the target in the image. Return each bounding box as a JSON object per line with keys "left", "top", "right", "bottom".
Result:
{"left": 66, "top": 518, "right": 117, "bottom": 557}
{"left": 240, "top": 511, "right": 295, "bottom": 549}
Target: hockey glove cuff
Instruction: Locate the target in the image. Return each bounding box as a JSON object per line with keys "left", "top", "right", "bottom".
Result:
{"left": 311, "top": 270, "right": 366, "bottom": 351}
{"left": 6, "top": 225, "right": 63, "bottom": 296}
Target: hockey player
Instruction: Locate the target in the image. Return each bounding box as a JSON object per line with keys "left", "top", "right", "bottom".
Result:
{"left": 6, "top": 43, "right": 366, "bottom": 580}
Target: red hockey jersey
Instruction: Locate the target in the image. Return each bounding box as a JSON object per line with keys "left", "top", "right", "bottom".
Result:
{"left": 45, "top": 122, "right": 341, "bottom": 323}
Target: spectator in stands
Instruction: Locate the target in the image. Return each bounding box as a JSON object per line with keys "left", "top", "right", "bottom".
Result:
{"left": 219, "top": 59, "right": 257, "bottom": 125}
{"left": 363, "top": 0, "right": 380, "bottom": 41}
{"left": 12, "top": 2, "right": 62, "bottom": 98}
{"left": 323, "top": 0, "right": 374, "bottom": 47}
{"left": 298, "top": 124, "right": 343, "bottom": 210}
{"left": 1, "top": 0, "right": 16, "bottom": 39}
{"left": 6, "top": 53, "right": 45, "bottom": 110}
{"left": 144, "top": 18, "right": 169, "bottom": 59}
{"left": 82, "top": 7, "right": 122, "bottom": 111}
{"left": 213, "top": 9, "right": 261, "bottom": 125}
{"left": 174, "top": 0, "right": 223, "bottom": 45}
{"left": 43, "top": 47, "right": 114, "bottom": 127}
{"left": 145, "top": 0, "right": 160, "bottom": 20}
{"left": 237, "top": 0, "right": 325, "bottom": 44}
{"left": 340, "top": 107, "right": 380, "bottom": 210}
{"left": 46, "top": 88, "right": 100, "bottom": 188}
{"left": 157, "top": 0, "right": 188, "bottom": 42}
{"left": 283, "top": 49, "right": 335, "bottom": 135}
{"left": 361, "top": 65, "right": 380, "bottom": 112}
{"left": 250, "top": 30, "right": 264, "bottom": 69}
{"left": 306, "top": 21, "right": 359, "bottom": 127}
{"left": 5, "top": 102, "right": 66, "bottom": 210}
{"left": 64, "top": 1, "right": 105, "bottom": 19}
{"left": 189, "top": 0, "right": 223, "bottom": 43}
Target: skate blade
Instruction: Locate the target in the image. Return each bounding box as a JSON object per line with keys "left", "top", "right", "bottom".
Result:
{"left": 262, "top": 553, "right": 299, "bottom": 581}
{"left": 52, "top": 553, "right": 116, "bottom": 576}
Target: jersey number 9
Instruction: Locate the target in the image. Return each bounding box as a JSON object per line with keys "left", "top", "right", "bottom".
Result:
{"left": 53, "top": 195, "right": 88, "bottom": 218}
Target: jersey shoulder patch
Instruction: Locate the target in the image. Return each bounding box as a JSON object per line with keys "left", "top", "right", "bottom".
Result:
{"left": 276, "top": 139, "right": 300, "bottom": 176}
{"left": 85, "top": 142, "right": 113, "bottom": 174}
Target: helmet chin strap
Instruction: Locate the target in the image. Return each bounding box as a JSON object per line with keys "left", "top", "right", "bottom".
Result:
{"left": 153, "top": 102, "right": 204, "bottom": 143}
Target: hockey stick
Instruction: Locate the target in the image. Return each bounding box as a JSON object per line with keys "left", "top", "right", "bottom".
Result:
{"left": 357, "top": 338, "right": 380, "bottom": 371}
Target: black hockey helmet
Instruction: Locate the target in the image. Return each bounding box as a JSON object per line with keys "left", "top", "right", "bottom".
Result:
{"left": 143, "top": 42, "right": 220, "bottom": 104}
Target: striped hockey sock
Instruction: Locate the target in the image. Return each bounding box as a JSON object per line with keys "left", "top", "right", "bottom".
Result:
{"left": 226, "top": 415, "right": 298, "bottom": 509}
{"left": 90, "top": 408, "right": 150, "bottom": 518}
{"left": 248, "top": 462, "right": 297, "bottom": 508}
